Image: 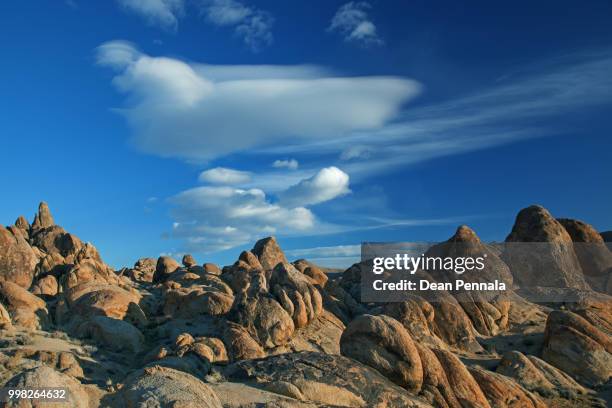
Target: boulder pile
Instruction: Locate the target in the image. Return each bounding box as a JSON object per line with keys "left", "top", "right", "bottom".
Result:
{"left": 0, "top": 202, "right": 609, "bottom": 407}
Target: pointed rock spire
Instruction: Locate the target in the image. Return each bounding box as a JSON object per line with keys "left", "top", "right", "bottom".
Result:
{"left": 14, "top": 215, "right": 30, "bottom": 231}
{"left": 252, "top": 236, "right": 287, "bottom": 271}
{"left": 32, "top": 201, "right": 54, "bottom": 230}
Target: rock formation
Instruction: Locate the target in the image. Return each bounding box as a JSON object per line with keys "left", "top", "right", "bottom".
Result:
{"left": 0, "top": 202, "right": 609, "bottom": 407}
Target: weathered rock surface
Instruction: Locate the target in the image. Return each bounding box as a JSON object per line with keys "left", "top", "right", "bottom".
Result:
{"left": 163, "top": 286, "right": 234, "bottom": 318}
{"left": 31, "top": 201, "right": 55, "bottom": 230}
{"left": 558, "top": 218, "right": 612, "bottom": 292}
{"left": 1, "top": 203, "right": 611, "bottom": 408}
{"left": 0, "top": 226, "right": 39, "bottom": 288}
{"left": 0, "top": 280, "right": 49, "bottom": 329}
{"left": 496, "top": 351, "right": 588, "bottom": 399}
{"left": 221, "top": 352, "right": 431, "bottom": 407}
{"left": 114, "top": 366, "right": 222, "bottom": 407}
{"left": 252, "top": 236, "right": 288, "bottom": 270}
{"left": 5, "top": 365, "right": 90, "bottom": 408}
{"left": 542, "top": 310, "right": 612, "bottom": 386}
{"left": 341, "top": 314, "right": 423, "bottom": 392}
{"left": 504, "top": 205, "right": 589, "bottom": 289}
{"left": 270, "top": 262, "right": 323, "bottom": 329}
{"left": 228, "top": 270, "right": 294, "bottom": 349}
{"left": 75, "top": 316, "right": 144, "bottom": 353}
{"left": 469, "top": 367, "right": 546, "bottom": 408}
{"left": 293, "top": 259, "right": 329, "bottom": 287}
{"left": 128, "top": 257, "right": 156, "bottom": 282}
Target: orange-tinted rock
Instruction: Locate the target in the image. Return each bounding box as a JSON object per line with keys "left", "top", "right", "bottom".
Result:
{"left": 543, "top": 310, "right": 612, "bottom": 386}
{"left": 252, "top": 236, "right": 287, "bottom": 270}
{"left": 340, "top": 314, "right": 423, "bottom": 392}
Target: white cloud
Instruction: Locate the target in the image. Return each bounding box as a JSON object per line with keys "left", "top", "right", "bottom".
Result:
{"left": 340, "top": 145, "right": 372, "bottom": 160}
{"left": 169, "top": 186, "right": 315, "bottom": 251}
{"left": 199, "top": 167, "right": 252, "bottom": 184}
{"left": 329, "top": 2, "right": 383, "bottom": 46}
{"left": 286, "top": 244, "right": 361, "bottom": 268}
{"left": 116, "top": 0, "right": 183, "bottom": 31}
{"left": 272, "top": 159, "right": 299, "bottom": 170}
{"left": 264, "top": 51, "right": 612, "bottom": 180}
{"left": 200, "top": 0, "right": 274, "bottom": 51}
{"left": 96, "top": 41, "right": 419, "bottom": 161}
{"left": 279, "top": 167, "right": 350, "bottom": 207}
{"left": 286, "top": 244, "right": 360, "bottom": 259}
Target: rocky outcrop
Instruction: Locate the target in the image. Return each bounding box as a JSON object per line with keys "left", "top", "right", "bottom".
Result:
{"left": 340, "top": 314, "right": 423, "bottom": 392}
{"left": 542, "top": 310, "right": 612, "bottom": 386}
{"left": 5, "top": 365, "right": 90, "bottom": 408}
{"left": 425, "top": 225, "right": 513, "bottom": 336}
{"left": 504, "top": 205, "right": 589, "bottom": 289}
{"left": 222, "top": 322, "right": 266, "bottom": 361}
{"left": 252, "top": 236, "right": 288, "bottom": 270}
{"left": 1, "top": 203, "right": 611, "bottom": 408}
{"left": 115, "top": 366, "right": 222, "bottom": 407}
{"left": 270, "top": 262, "right": 323, "bottom": 329}
{"left": 496, "top": 351, "right": 588, "bottom": 399}
{"left": 293, "top": 259, "right": 329, "bottom": 287}
{"left": 61, "top": 283, "right": 144, "bottom": 325}
{"left": 163, "top": 286, "right": 234, "bottom": 318}
{"left": 203, "top": 262, "right": 222, "bottom": 275}
{"left": 558, "top": 218, "right": 612, "bottom": 292}
{"left": 227, "top": 270, "right": 294, "bottom": 349}
{"left": 182, "top": 253, "right": 197, "bottom": 268}
{"left": 382, "top": 297, "right": 447, "bottom": 349}
{"left": 427, "top": 225, "right": 514, "bottom": 287}
{"left": 0, "top": 225, "right": 39, "bottom": 288}
{"left": 128, "top": 257, "right": 156, "bottom": 282}
{"left": 31, "top": 274, "right": 58, "bottom": 296}
{"left": 31, "top": 201, "right": 54, "bottom": 230}
{"left": 221, "top": 352, "right": 431, "bottom": 407}
{"left": 469, "top": 367, "right": 546, "bottom": 408}
{"left": 153, "top": 256, "right": 181, "bottom": 282}
{"left": 0, "top": 302, "right": 13, "bottom": 329}
{"left": 0, "top": 280, "right": 48, "bottom": 329}
{"left": 75, "top": 315, "right": 144, "bottom": 353}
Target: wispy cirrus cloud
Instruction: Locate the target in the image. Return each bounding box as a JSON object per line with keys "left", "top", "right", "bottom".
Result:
{"left": 116, "top": 0, "right": 184, "bottom": 31}
{"left": 115, "top": 0, "right": 273, "bottom": 51}
{"left": 272, "top": 158, "right": 299, "bottom": 170}
{"left": 263, "top": 50, "right": 612, "bottom": 180}
{"left": 285, "top": 244, "right": 361, "bottom": 268}
{"left": 329, "top": 1, "right": 383, "bottom": 46}
{"left": 199, "top": 0, "right": 274, "bottom": 51}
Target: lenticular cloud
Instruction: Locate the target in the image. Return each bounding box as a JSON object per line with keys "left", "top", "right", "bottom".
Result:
{"left": 96, "top": 40, "right": 420, "bottom": 162}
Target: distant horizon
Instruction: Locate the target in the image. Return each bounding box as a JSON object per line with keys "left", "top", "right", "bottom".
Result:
{"left": 5, "top": 200, "right": 610, "bottom": 271}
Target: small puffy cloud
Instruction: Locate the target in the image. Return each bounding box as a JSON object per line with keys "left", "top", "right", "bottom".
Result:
{"left": 116, "top": 0, "right": 184, "bottom": 31}
{"left": 96, "top": 41, "right": 419, "bottom": 162}
{"left": 272, "top": 159, "right": 299, "bottom": 170}
{"left": 280, "top": 167, "right": 350, "bottom": 207}
{"left": 198, "top": 167, "right": 252, "bottom": 184}
{"left": 200, "top": 0, "right": 274, "bottom": 51}
{"left": 329, "top": 2, "right": 383, "bottom": 46}
{"left": 170, "top": 186, "right": 314, "bottom": 251}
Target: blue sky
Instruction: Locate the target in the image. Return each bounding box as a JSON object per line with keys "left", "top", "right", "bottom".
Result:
{"left": 1, "top": 0, "right": 612, "bottom": 268}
